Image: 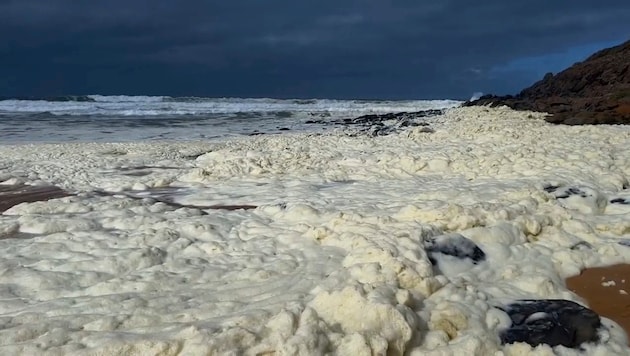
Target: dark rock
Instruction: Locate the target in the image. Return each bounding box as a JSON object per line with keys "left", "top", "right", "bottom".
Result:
{"left": 543, "top": 185, "right": 560, "bottom": 193}
{"left": 498, "top": 299, "right": 602, "bottom": 348}
{"left": 305, "top": 109, "right": 443, "bottom": 136}
{"left": 554, "top": 187, "right": 588, "bottom": 199}
{"left": 610, "top": 198, "right": 630, "bottom": 205}
{"left": 544, "top": 185, "right": 591, "bottom": 199}
{"left": 544, "top": 185, "right": 606, "bottom": 213}
{"left": 466, "top": 40, "right": 630, "bottom": 125}
{"left": 424, "top": 233, "right": 485, "bottom": 265}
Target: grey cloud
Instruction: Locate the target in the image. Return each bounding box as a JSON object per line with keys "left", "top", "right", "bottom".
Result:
{"left": 0, "top": 0, "right": 629, "bottom": 98}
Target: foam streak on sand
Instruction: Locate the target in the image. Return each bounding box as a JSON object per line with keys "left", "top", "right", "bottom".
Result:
{"left": 1, "top": 107, "right": 630, "bottom": 354}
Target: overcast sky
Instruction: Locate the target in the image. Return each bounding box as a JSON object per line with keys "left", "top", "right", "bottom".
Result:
{"left": 1, "top": 1, "right": 629, "bottom": 99}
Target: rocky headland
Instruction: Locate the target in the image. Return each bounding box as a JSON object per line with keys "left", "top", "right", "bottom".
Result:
{"left": 466, "top": 39, "right": 630, "bottom": 125}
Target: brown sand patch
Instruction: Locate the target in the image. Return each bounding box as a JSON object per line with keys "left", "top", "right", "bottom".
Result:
{"left": 0, "top": 184, "right": 72, "bottom": 213}
{"left": 616, "top": 103, "right": 630, "bottom": 116}
{"left": 566, "top": 264, "right": 630, "bottom": 340}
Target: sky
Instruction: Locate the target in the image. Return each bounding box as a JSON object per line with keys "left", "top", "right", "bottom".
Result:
{"left": 0, "top": 1, "right": 629, "bottom": 100}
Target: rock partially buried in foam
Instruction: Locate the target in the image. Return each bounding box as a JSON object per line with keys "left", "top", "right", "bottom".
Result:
{"left": 499, "top": 299, "right": 602, "bottom": 348}
{"left": 610, "top": 197, "right": 630, "bottom": 205}
{"left": 544, "top": 184, "right": 607, "bottom": 214}
{"left": 424, "top": 233, "right": 486, "bottom": 265}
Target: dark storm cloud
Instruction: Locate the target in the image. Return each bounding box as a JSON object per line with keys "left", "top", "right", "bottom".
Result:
{"left": 1, "top": 0, "right": 629, "bottom": 98}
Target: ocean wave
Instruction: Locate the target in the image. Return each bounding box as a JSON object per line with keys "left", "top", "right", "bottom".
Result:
{"left": 0, "top": 95, "right": 96, "bottom": 102}
{"left": 0, "top": 96, "right": 462, "bottom": 117}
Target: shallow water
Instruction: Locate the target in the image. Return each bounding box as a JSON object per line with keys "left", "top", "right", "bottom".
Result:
{"left": 0, "top": 96, "right": 459, "bottom": 143}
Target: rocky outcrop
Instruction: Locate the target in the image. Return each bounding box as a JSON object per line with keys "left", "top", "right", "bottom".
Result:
{"left": 466, "top": 40, "right": 630, "bottom": 125}
{"left": 306, "top": 109, "right": 443, "bottom": 136}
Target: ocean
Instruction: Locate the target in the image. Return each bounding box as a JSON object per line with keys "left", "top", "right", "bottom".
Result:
{"left": 1, "top": 96, "right": 630, "bottom": 355}
{"left": 0, "top": 96, "right": 460, "bottom": 143}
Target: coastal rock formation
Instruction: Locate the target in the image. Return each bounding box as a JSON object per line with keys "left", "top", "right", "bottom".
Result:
{"left": 467, "top": 40, "right": 630, "bottom": 124}
{"left": 305, "top": 109, "right": 442, "bottom": 136}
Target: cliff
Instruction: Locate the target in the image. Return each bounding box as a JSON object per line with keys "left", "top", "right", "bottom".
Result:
{"left": 467, "top": 40, "right": 630, "bottom": 124}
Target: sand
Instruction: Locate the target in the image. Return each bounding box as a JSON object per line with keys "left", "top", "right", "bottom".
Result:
{"left": 566, "top": 264, "right": 630, "bottom": 341}
{"left": 0, "top": 184, "right": 71, "bottom": 213}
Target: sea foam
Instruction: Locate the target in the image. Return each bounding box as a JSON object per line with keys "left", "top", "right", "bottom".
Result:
{"left": 1, "top": 106, "right": 629, "bottom": 354}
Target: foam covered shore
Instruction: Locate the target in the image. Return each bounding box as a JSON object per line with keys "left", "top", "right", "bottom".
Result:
{"left": 1, "top": 106, "right": 630, "bottom": 355}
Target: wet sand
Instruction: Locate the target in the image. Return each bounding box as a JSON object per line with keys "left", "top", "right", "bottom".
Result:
{"left": 566, "top": 264, "right": 630, "bottom": 340}
{"left": 0, "top": 184, "right": 71, "bottom": 213}
{"left": 95, "top": 186, "right": 258, "bottom": 211}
